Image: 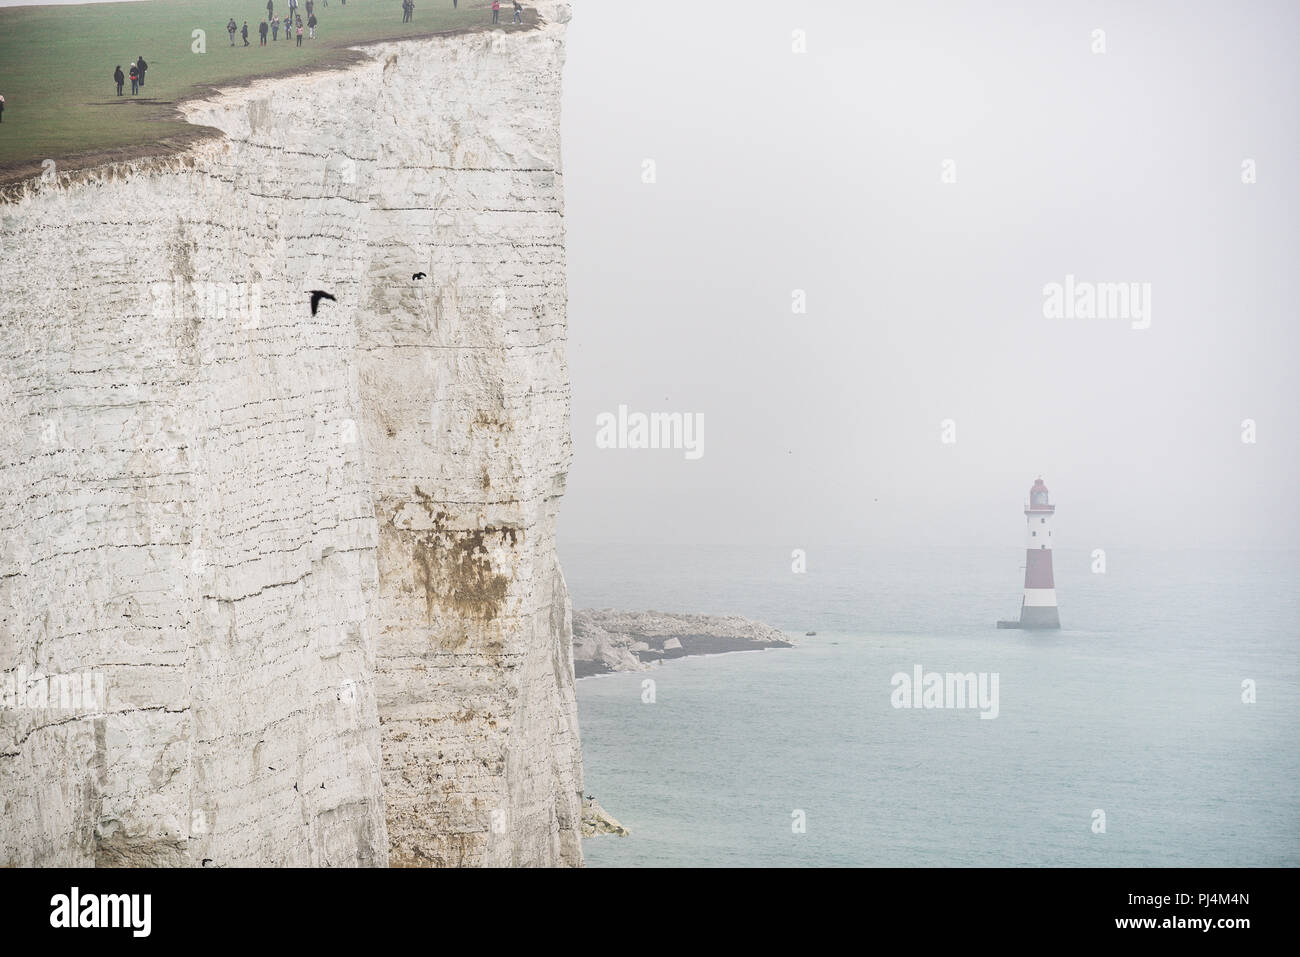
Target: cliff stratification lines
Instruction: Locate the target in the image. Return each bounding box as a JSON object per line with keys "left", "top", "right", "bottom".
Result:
{"left": 0, "top": 3, "right": 579, "bottom": 868}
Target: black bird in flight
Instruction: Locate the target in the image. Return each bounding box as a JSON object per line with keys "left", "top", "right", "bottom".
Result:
{"left": 412, "top": 272, "right": 427, "bottom": 280}
{"left": 308, "top": 291, "right": 336, "bottom": 315}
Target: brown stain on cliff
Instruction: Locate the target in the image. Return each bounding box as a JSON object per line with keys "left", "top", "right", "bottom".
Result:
{"left": 407, "top": 485, "right": 520, "bottom": 640}
{"left": 473, "top": 411, "right": 509, "bottom": 430}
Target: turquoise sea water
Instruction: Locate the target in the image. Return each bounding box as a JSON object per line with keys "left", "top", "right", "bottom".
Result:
{"left": 563, "top": 545, "right": 1300, "bottom": 867}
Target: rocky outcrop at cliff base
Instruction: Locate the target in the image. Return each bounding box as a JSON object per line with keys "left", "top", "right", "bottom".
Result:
{"left": 572, "top": 610, "right": 793, "bottom": 678}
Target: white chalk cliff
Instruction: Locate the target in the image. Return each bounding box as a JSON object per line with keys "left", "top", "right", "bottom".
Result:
{"left": 0, "top": 2, "right": 581, "bottom": 867}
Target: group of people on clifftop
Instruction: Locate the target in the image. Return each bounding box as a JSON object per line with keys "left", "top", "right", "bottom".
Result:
{"left": 229, "top": 0, "right": 329, "bottom": 51}
{"left": 103, "top": 0, "right": 531, "bottom": 99}
{"left": 112, "top": 56, "right": 149, "bottom": 96}
{"left": 490, "top": 2, "right": 525, "bottom": 25}
{"left": 105, "top": 3, "right": 328, "bottom": 98}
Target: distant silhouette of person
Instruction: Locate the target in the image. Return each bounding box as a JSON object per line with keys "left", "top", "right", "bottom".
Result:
{"left": 492, "top": 1, "right": 500, "bottom": 24}
{"left": 259, "top": 20, "right": 268, "bottom": 44}
{"left": 512, "top": 1, "right": 521, "bottom": 23}
{"left": 305, "top": 0, "right": 314, "bottom": 17}
{"left": 242, "top": 21, "right": 250, "bottom": 46}
{"left": 308, "top": 12, "right": 317, "bottom": 38}
{"left": 136, "top": 56, "right": 147, "bottom": 88}
{"left": 114, "top": 65, "right": 125, "bottom": 96}
{"left": 272, "top": 16, "right": 280, "bottom": 40}
{"left": 0, "top": 94, "right": 5, "bottom": 124}
{"left": 129, "top": 64, "right": 139, "bottom": 95}
{"left": 267, "top": 0, "right": 274, "bottom": 20}
{"left": 228, "top": 18, "right": 238, "bottom": 45}
{"left": 402, "top": 0, "right": 411, "bottom": 22}
{"left": 296, "top": 20, "right": 303, "bottom": 46}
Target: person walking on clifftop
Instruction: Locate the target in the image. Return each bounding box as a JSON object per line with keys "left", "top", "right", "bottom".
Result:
{"left": 307, "top": 12, "right": 317, "bottom": 38}
{"left": 128, "top": 63, "right": 139, "bottom": 95}
{"left": 113, "top": 65, "right": 125, "bottom": 96}
{"left": 491, "top": 1, "right": 500, "bottom": 24}
{"left": 241, "top": 21, "right": 250, "bottom": 46}
{"left": 259, "top": 20, "right": 268, "bottom": 45}
{"left": 136, "top": 56, "right": 147, "bottom": 88}
{"left": 227, "top": 18, "right": 238, "bottom": 46}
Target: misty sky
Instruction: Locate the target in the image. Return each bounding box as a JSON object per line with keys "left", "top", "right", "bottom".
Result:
{"left": 560, "top": 0, "right": 1300, "bottom": 550}
{"left": 2, "top": 1, "right": 1296, "bottom": 550}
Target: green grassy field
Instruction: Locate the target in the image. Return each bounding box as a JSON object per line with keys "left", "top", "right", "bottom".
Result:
{"left": 0, "top": 0, "right": 530, "bottom": 179}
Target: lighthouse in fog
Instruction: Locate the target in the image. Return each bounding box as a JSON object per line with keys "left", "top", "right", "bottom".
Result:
{"left": 998, "top": 477, "right": 1061, "bottom": 629}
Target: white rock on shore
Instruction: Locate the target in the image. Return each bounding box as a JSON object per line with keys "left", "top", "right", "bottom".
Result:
{"left": 581, "top": 797, "right": 629, "bottom": 837}
{"left": 571, "top": 609, "right": 793, "bottom": 677}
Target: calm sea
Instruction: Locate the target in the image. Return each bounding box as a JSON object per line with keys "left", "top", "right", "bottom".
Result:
{"left": 562, "top": 544, "right": 1300, "bottom": 867}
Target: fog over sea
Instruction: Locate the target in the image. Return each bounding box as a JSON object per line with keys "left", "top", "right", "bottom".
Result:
{"left": 564, "top": 544, "right": 1300, "bottom": 867}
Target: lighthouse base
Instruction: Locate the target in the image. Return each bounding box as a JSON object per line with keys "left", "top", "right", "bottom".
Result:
{"left": 996, "top": 608, "right": 1062, "bottom": 629}
{"left": 1019, "top": 606, "right": 1060, "bottom": 629}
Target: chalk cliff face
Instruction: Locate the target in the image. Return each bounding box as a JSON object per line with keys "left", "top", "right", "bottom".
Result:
{"left": 0, "top": 3, "right": 580, "bottom": 867}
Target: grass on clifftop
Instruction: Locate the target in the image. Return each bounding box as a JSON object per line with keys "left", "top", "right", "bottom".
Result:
{"left": 0, "top": 0, "right": 535, "bottom": 181}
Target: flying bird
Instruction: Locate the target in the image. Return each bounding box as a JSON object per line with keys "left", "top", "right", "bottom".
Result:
{"left": 308, "top": 290, "right": 336, "bottom": 315}
{"left": 412, "top": 272, "right": 427, "bottom": 280}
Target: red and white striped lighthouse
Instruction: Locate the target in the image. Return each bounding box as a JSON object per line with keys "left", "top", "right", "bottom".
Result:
{"left": 1017, "top": 477, "right": 1060, "bottom": 629}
